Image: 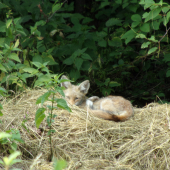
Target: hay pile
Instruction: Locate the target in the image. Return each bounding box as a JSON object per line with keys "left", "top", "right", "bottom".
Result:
{"left": 1, "top": 88, "right": 170, "bottom": 170}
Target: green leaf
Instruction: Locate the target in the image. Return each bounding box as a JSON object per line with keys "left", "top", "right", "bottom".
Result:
{"left": 166, "top": 70, "right": 170, "bottom": 77}
{"left": 41, "top": 67, "right": 49, "bottom": 74}
{"left": 8, "top": 53, "right": 21, "bottom": 63}
{"left": 71, "top": 48, "right": 87, "bottom": 59}
{"left": 82, "top": 17, "right": 93, "bottom": 24}
{"left": 81, "top": 53, "right": 92, "bottom": 60}
{"left": 33, "top": 54, "right": 43, "bottom": 63}
{"left": 140, "top": 23, "right": 150, "bottom": 32}
{"left": 4, "top": 43, "right": 10, "bottom": 49}
{"left": 157, "top": 93, "right": 165, "bottom": 97}
{"left": 163, "top": 54, "right": 170, "bottom": 62}
{"left": 96, "top": 31, "right": 107, "bottom": 38}
{"left": 0, "top": 103, "right": 3, "bottom": 110}
{"left": 35, "top": 108, "right": 46, "bottom": 128}
{"left": 63, "top": 57, "right": 74, "bottom": 65}
{"left": 70, "top": 69, "right": 80, "bottom": 81}
{"left": 142, "top": 12, "right": 149, "bottom": 19}
{"left": 0, "top": 111, "right": 3, "bottom": 116}
{"left": 32, "top": 61, "right": 43, "bottom": 69}
{"left": 162, "top": 7, "right": 169, "bottom": 13}
{"left": 0, "top": 2, "right": 8, "bottom": 9}
{"left": 7, "top": 27, "right": 13, "bottom": 38}
{"left": 118, "top": 59, "right": 124, "bottom": 65}
{"left": 148, "top": 47, "right": 158, "bottom": 55}
{"left": 98, "top": 39, "right": 107, "bottom": 47}
{"left": 11, "top": 131, "right": 24, "bottom": 143}
{"left": 131, "top": 14, "right": 142, "bottom": 22}
{"left": 36, "top": 96, "right": 42, "bottom": 105}
{"left": 6, "top": 19, "right": 12, "bottom": 28}
{"left": 145, "top": 8, "right": 162, "bottom": 22}
{"left": 98, "top": 2, "right": 110, "bottom": 9}
{"left": 36, "top": 91, "right": 51, "bottom": 105}
{"left": 23, "top": 68, "right": 38, "bottom": 74}
{"left": 0, "top": 159, "right": 4, "bottom": 165}
{"left": 148, "top": 35, "right": 158, "bottom": 42}
{"left": 104, "top": 78, "right": 110, "bottom": 86}
{"left": 35, "top": 20, "right": 46, "bottom": 27}
{"left": 16, "top": 30, "right": 27, "bottom": 36}
{"left": 14, "top": 39, "right": 20, "bottom": 48}
{"left": 12, "top": 47, "right": 22, "bottom": 52}
{"left": 136, "top": 34, "right": 146, "bottom": 39}
{"left": 8, "top": 151, "right": 21, "bottom": 165}
{"left": 131, "top": 21, "right": 141, "bottom": 28}
{"left": 106, "top": 18, "right": 123, "bottom": 27}
{"left": 108, "top": 38, "right": 122, "bottom": 47}
{"left": 10, "top": 159, "right": 22, "bottom": 166}
{"left": 115, "top": 0, "right": 122, "bottom": 4}
{"left": 121, "top": 30, "right": 136, "bottom": 44}
{"left": 0, "top": 132, "right": 12, "bottom": 139}
{"left": 75, "top": 58, "right": 83, "bottom": 71}
{"left": 48, "top": 129, "right": 56, "bottom": 135}
{"left": 55, "top": 86, "right": 65, "bottom": 97}
{"left": 56, "top": 98, "right": 71, "bottom": 112}
{"left": 129, "top": 4, "right": 139, "bottom": 13}
{"left": 0, "top": 63, "right": 7, "bottom": 72}
{"left": 11, "top": 142, "right": 18, "bottom": 151}
{"left": 34, "top": 74, "right": 52, "bottom": 87}
{"left": 152, "top": 20, "right": 161, "bottom": 30}
{"left": 20, "top": 73, "right": 31, "bottom": 83}
{"left": 139, "top": 0, "right": 155, "bottom": 10}
{"left": 8, "top": 75, "right": 18, "bottom": 82}
{"left": 109, "top": 81, "right": 121, "bottom": 87}
{"left": 53, "top": 159, "right": 67, "bottom": 170}
{"left": 123, "top": 2, "right": 129, "bottom": 8}
{"left": 163, "top": 17, "right": 168, "bottom": 26}
{"left": 0, "top": 21, "right": 6, "bottom": 33}
{"left": 141, "top": 42, "right": 151, "bottom": 49}
{"left": 167, "top": 11, "right": 170, "bottom": 21}
{"left": 52, "top": 3, "right": 62, "bottom": 12}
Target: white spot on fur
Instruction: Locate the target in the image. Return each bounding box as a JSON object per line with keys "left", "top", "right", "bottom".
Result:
{"left": 86, "top": 100, "right": 93, "bottom": 108}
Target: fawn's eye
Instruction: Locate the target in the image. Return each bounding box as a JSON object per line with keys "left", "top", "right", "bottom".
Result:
{"left": 66, "top": 96, "right": 70, "bottom": 99}
{"left": 75, "top": 97, "right": 79, "bottom": 100}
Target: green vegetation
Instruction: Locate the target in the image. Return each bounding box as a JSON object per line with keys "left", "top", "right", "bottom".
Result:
{"left": 1, "top": 0, "right": 170, "bottom": 104}
{"left": 35, "top": 74, "right": 71, "bottom": 160}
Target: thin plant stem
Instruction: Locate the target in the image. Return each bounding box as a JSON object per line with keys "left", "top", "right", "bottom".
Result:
{"left": 49, "top": 92, "right": 54, "bottom": 160}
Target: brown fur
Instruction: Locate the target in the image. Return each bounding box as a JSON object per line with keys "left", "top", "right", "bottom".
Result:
{"left": 61, "top": 75, "right": 134, "bottom": 122}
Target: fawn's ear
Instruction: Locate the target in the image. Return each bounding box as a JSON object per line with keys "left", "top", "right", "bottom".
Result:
{"left": 60, "top": 75, "right": 71, "bottom": 89}
{"left": 78, "top": 80, "right": 90, "bottom": 94}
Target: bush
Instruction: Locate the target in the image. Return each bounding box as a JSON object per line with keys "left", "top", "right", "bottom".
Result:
{"left": 1, "top": 0, "right": 170, "bottom": 105}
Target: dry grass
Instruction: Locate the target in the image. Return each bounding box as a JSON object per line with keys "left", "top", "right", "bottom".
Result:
{"left": 1, "top": 88, "right": 170, "bottom": 170}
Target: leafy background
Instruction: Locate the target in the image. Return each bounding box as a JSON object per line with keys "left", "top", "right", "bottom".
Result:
{"left": 1, "top": 0, "right": 170, "bottom": 106}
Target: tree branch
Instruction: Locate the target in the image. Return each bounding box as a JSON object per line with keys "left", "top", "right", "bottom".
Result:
{"left": 158, "top": 26, "right": 170, "bottom": 42}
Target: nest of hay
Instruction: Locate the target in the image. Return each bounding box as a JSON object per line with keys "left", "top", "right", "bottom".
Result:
{"left": 1, "top": 88, "right": 170, "bottom": 170}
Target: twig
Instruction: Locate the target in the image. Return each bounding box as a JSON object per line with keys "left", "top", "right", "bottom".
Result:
{"left": 158, "top": 26, "right": 170, "bottom": 42}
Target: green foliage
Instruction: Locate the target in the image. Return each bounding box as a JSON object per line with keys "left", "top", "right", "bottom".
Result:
{"left": 0, "top": 0, "right": 170, "bottom": 105}
{"left": 0, "top": 87, "right": 23, "bottom": 155}
{"left": 0, "top": 128, "right": 24, "bottom": 152}
{"left": 35, "top": 74, "right": 71, "bottom": 128}
{"left": 53, "top": 158, "right": 67, "bottom": 170}
{"left": 0, "top": 133, "right": 22, "bottom": 170}
{"left": 0, "top": 87, "right": 7, "bottom": 116}
{"left": 34, "top": 73, "right": 71, "bottom": 161}
{"left": 0, "top": 150, "right": 22, "bottom": 170}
